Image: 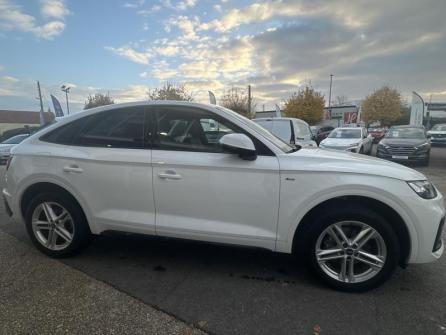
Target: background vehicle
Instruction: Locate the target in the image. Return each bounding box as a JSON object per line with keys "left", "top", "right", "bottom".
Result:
{"left": 3, "top": 101, "right": 444, "bottom": 292}
{"left": 0, "top": 133, "right": 29, "bottom": 164}
{"left": 311, "top": 125, "right": 335, "bottom": 145}
{"left": 319, "top": 127, "right": 373, "bottom": 154}
{"left": 427, "top": 124, "right": 446, "bottom": 146}
{"left": 368, "top": 127, "right": 387, "bottom": 143}
{"left": 254, "top": 117, "right": 317, "bottom": 148}
{"left": 377, "top": 125, "right": 431, "bottom": 166}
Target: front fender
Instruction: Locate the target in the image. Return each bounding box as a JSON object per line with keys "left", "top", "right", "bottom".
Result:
{"left": 275, "top": 173, "right": 420, "bottom": 260}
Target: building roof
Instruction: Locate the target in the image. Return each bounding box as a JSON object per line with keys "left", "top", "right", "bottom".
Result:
{"left": 0, "top": 110, "right": 55, "bottom": 124}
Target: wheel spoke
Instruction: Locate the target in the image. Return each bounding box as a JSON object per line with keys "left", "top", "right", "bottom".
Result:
{"left": 46, "top": 229, "right": 58, "bottom": 249}
{"left": 333, "top": 224, "right": 350, "bottom": 245}
{"left": 42, "top": 203, "right": 57, "bottom": 222}
{"left": 56, "top": 209, "right": 69, "bottom": 222}
{"left": 354, "top": 228, "right": 376, "bottom": 249}
{"left": 32, "top": 220, "right": 51, "bottom": 230}
{"left": 327, "top": 227, "right": 342, "bottom": 246}
{"left": 356, "top": 251, "right": 385, "bottom": 268}
{"left": 54, "top": 226, "right": 72, "bottom": 243}
{"left": 348, "top": 257, "right": 355, "bottom": 283}
{"left": 339, "top": 256, "right": 347, "bottom": 281}
{"left": 316, "top": 248, "right": 343, "bottom": 261}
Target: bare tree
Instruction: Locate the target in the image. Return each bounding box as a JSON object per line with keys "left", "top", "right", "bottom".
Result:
{"left": 334, "top": 95, "right": 349, "bottom": 106}
{"left": 84, "top": 93, "right": 115, "bottom": 110}
{"left": 148, "top": 82, "right": 193, "bottom": 101}
{"left": 220, "top": 88, "right": 254, "bottom": 118}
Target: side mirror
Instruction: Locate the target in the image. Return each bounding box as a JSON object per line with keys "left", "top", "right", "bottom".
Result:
{"left": 219, "top": 133, "right": 257, "bottom": 161}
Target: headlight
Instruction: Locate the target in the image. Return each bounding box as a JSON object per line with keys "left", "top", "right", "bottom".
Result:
{"left": 415, "top": 142, "right": 429, "bottom": 150}
{"left": 407, "top": 180, "right": 437, "bottom": 199}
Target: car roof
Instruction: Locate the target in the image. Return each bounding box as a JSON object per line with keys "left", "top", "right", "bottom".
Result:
{"left": 254, "top": 117, "right": 308, "bottom": 124}
{"left": 390, "top": 125, "right": 425, "bottom": 129}
{"left": 334, "top": 127, "right": 362, "bottom": 130}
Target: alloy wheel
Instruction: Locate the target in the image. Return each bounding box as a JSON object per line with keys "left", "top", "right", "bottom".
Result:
{"left": 31, "top": 202, "right": 75, "bottom": 251}
{"left": 315, "top": 221, "right": 387, "bottom": 283}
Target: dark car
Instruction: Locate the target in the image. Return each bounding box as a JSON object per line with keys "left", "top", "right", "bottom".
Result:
{"left": 311, "top": 126, "right": 334, "bottom": 145}
{"left": 376, "top": 125, "right": 430, "bottom": 166}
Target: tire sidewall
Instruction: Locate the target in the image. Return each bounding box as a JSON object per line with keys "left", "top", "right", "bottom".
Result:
{"left": 25, "top": 192, "right": 90, "bottom": 258}
{"left": 306, "top": 207, "right": 400, "bottom": 292}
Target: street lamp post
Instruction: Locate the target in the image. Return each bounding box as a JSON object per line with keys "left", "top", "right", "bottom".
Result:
{"left": 328, "top": 74, "right": 333, "bottom": 119}
{"left": 61, "top": 85, "right": 71, "bottom": 115}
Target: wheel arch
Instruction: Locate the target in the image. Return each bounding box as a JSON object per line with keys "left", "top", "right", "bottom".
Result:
{"left": 292, "top": 195, "right": 411, "bottom": 266}
{"left": 20, "top": 182, "right": 94, "bottom": 233}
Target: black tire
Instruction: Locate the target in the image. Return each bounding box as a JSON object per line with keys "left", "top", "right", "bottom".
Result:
{"left": 421, "top": 153, "right": 430, "bottom": 167}
{"left": 24, "top": 192, "right": 91, "bottom": 258}
{"left": 301, "top": 206, "right": 400, "bottom": 292}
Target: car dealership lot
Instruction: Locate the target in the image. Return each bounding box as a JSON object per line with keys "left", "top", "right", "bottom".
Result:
{"left": 1, "top": 146, "right": 446, "bottom": 335}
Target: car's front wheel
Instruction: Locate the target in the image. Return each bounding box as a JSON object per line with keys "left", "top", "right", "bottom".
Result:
{"left": 24, "top": 192, "right": 91, "bottom": 257}
{"left": 305, "top": 207, "right": 400, "bottom": 292}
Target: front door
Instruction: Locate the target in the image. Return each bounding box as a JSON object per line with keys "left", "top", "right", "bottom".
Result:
{"left": 151, "top": 105, "right": 280, "bottom": 250}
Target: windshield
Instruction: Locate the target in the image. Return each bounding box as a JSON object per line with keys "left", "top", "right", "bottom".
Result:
{"left": 386, "top": 128, "right": 426, "bottom": 139}
{"left": 217, "top": 107, "right": 294, "bottom": 153}
{"left": 431, "top": 124, "right": 446, "bottom": 131}
{"left": 1, "top": 134, "right": 29, "bottom": 144}
{"left": 328, "top": 128, "right": 361, "bottom": 139}
{"left": 255, "top": 119, "right": 292, "bottom": 143}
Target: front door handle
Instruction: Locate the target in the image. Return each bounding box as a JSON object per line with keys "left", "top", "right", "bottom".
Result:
{"left": 63, "top": 165, "right": 83, "bottom": 174}
{"left": 158, "top": 170, "right": 182, "bottom": 180}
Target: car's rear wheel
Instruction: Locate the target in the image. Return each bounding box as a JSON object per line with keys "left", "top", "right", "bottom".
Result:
{"left": 304, "top": 207, "right": 400, "bottom": 292}
{"left": 25, "top": 192, "right": 91, "bottom": 257}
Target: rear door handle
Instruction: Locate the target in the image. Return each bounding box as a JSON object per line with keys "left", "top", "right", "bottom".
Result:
{"left": 63, "top": 165, "right": 83, "bottom": 174}
{"left": 158, "top": 170, "right": 182, "bottom": 180}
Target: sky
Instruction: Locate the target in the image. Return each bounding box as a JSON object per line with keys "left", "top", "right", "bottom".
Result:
{"left": 0, "top": 0, "right": 446, "bottom": 113}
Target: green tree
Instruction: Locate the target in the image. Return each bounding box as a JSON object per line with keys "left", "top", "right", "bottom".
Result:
{"left": 362, "top": 86, "right": 402, "bottom": 126}
{"left": 220, "top": 88, "right": 253, "bottom": 118}
{"left": 393, "top": 103, "right": 411, "bottom": 125}
{"left": 84, "top": 93, "right": 115, "bottom": 110}
{"left": 284, "top": 85, "right": 325, "bottom": 124}
{"left": 148, "top": 82, "right": 193, "bottom": 101}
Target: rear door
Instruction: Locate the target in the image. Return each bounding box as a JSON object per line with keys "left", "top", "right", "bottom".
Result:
{"left": 40, "top": 106, "right": 156, "bottom": 234}
{"left": 151, "top": 105, "right": 280, "bottom": 250}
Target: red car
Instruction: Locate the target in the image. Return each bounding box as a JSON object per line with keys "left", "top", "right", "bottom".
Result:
{"left": 368, "top": 127, "right": 387, "bottom": 143}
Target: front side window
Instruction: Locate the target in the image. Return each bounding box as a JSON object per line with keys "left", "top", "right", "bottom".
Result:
{"left": 41, "top": 107, "right": 146, "bottom": 149}
{"left": 295, "top": 122, "right": 311, "bottom": 137}
{"left": 154, "top": 106, "right": 272, "bottom": 155}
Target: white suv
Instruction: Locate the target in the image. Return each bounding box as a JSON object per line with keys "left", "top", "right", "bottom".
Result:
{"left": 2, "top": 101, "right": 444, "bottom": 291}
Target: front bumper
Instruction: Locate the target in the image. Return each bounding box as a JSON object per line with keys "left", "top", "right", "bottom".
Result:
{"left": 377, "top": 150, "right": 429, "bottom": 163}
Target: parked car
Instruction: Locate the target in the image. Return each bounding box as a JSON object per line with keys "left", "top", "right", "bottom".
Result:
{"left": 368, "top": 127, "right": 387, "bottom": 143}
{"left": 427, "top": 124, "right": 446, "bottom": 146}
{"left": 3, "top": 101, "right": 444, "bottom": 292}
{"left": 254, "top": 117, "right": 317, "bottom": 148}
{"left": 377, "top": 125, "right": 431, "bottom": 166}
{"left": 0, "top": 133, "right": 29, "bottom": 164}
{"left": 311, "top": 125, "right": 335, "bottom": 145}
{"left": 319, "top": 127, "right": 373, "bottom": 154}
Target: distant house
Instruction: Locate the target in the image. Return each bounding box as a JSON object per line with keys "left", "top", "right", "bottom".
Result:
{"left": 0, "top": 110, "right": 55, "bottom": 140}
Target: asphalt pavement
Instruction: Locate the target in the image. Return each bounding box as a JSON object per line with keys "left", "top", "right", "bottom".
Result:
{"left": 1, "top": 145, "right": 446, "bottom": 335}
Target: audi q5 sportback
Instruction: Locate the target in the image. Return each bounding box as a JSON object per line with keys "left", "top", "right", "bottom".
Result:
{"left": 3, "top": 101, "right": 444, "bottom": 291}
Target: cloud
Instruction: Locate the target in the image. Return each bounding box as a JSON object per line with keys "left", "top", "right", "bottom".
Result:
{"left": 41, "top": 0, "right": 70, "bottom": 20}
{"left": 153, "top": 45, "right": 179, "bottom": 56}
{"left": 0, "top": 0, "right": 68, "bottom": 39}
{"left": 1, "top": 75, "right": 19, "bottom": 83}
{"left": 106, "top": 46, "right": 151, "bottom": 65}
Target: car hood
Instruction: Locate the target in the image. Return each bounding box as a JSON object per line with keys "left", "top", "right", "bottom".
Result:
{"left": 279, "top": 148, "right": 426, "bottom": 181}
{"left": 428, "top": 130, "right": 446, "bottom": 135}
{"left": 321, "top": 138, "right": 361, "bottom": 146}
{"left": 380, "top": 138, "right": 427, "bottom": 146}
{"left": 0, "top": 144, "right": 15, "bottom": 150}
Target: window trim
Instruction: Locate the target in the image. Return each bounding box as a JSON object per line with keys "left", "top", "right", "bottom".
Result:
{"left": 40, "top": 106, "right": 150, "bottom": 150}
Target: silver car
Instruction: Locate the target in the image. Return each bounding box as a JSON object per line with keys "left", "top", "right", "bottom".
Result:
{"left": 0, "top": 134, "right": 30, "bottom": 164}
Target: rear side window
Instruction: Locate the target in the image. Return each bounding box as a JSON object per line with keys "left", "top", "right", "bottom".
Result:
{"left": 41, "top": 107, "right": 147, "bottom": 149}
